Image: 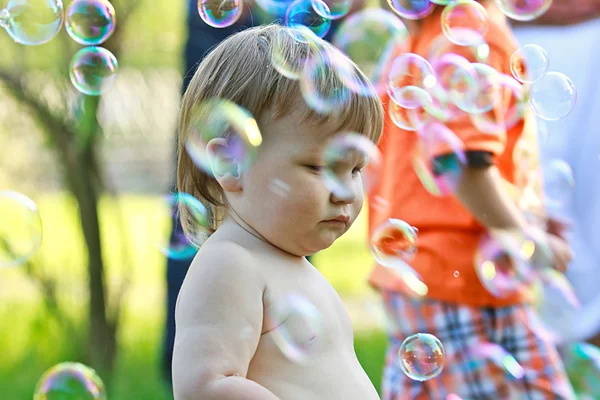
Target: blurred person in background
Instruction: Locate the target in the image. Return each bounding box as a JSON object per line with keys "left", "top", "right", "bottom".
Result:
{"left": 162, "top": 0, "right": 358, "bottom": 386}
{"left": 511, "top": 0, "right": 600, "bottom": 349}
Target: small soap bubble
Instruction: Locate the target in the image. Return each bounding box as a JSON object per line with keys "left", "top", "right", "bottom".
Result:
{"left": 388, "top": 53, "right": 436, "bottom": 109}
{"left": 323, "top": 132, "right": 382, "bottom": 198}
{"left": 399, "top": 333, "right": 445, "bottom": 381}
{"left": 333, "top": 9, "right": 409, "bottom": 95}
{"left": 387, "top": 0, "right": 435, "bottom": 20}
{"left": 388, "top": 99, "right": 432, "bottom": 131}
{"left": 0, "top": 191, "right": 42, "bottom": 268}
{"left": 65, "top": 0, "right": 116, "bottom": 45}
{"left": 474, "top": 230, "right": 542, "bottom": 298}
{"left": 414, "top": 121, "right": 466, "bottom": 196}
{"left": 311, "top": 0, "right": 351, "bottom": 19}
{"left": 529, "top": 71, "right": 577, "bottom": 121}
{"left": 155, "top": 192, "right": 208, "bottom": 260}
{"left": 494, "top": 0, "right": 552, "bottom": 22}
{"left": 34, "top": 362, "right": 106, "bottom": 400}
{"left": 286, "top": 0, "right": 331, "bottom": 39}
{"left": 198, "top": 0, "right": 243, "bottom": 28}
{"left": 69, "top": 46, "right": 118, "bottom": 96}
{"left": 469, "top": 342, "right": 525, "bottom": 379}
{"left": 449, "top": 62, "right": 501, "bottom": 115}
{"left": 1, "top": 0, "right": 64, "bottom": 45}
{"left": 510, "top": 44, "right": 548, "bottom": 84}
{"left": 184, "top": 99, "right": 262, "bottom": 176}
{"left": 453, "top": 271, "right": 459, "bottom": 278}
{"left": 267, "top": 293, "right": 323, "bottom": 364}
{"left": 371, "top": 219, "right": 428, "bottom": 296}
{"left": 543, "top": 159, "right": 575, "bottom": 210}
{"left": 441, "top": 0, "right": 488, "bottom": 47}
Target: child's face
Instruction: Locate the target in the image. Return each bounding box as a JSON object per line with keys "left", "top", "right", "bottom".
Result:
{"left": 230, "top": 109, "right": 366, "bottom": 256}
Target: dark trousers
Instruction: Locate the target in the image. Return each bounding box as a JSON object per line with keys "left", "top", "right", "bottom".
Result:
{"left": 162, "top": 4, "right": 335, "bottom": 385}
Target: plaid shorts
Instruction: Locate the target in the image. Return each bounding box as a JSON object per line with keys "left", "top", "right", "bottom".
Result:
{"left": 380, "top": 291, "right": 576, "bottom": 400}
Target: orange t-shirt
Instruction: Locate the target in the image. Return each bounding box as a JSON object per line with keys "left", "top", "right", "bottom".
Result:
{"left": 368, "top": 6, "right": 540, "bottom": 307}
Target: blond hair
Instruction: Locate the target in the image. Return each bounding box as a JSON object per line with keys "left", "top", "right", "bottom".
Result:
{"left": 177, "top": 24, "right": 384, "bottom": 246}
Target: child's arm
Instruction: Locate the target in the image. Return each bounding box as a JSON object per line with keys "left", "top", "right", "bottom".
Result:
{"left": 172, "top": 243, "right": 281, "bottom": 400}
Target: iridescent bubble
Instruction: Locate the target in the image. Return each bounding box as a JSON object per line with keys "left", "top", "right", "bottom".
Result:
{"left": 323, "top": 132, "right": 382, "bottom": 198}
{"left": 441, "top": 0, "right": 488, "bottom": 47}
{"left": 0, "top": 190, "right": 42, "bottom": 268}
{"left": 474, "top": 230, "right": 543, "bottom": 298}
{"left": 529, "top": 71, "right": 577, "bottom": 121}
{"left": 271, "top": 26, "right": 321, "bottom": 80}
{"left": 311, "top": 0, "right": 351, "bottom": 19}
{"left": 453, "top": 271, "right": 460, "bottom": 278}
{"left": 184, "top": 99, "right": 262, "bottom": 176}
{"left": 286, "top": 0, "right": 331, "bottom": 39}
{"left": 155, "top": 192, "right": 207, "bottom": 260}
{"left": 449, "top": 62, "right": 501, "bottom": 114}
{"left": 494, "top": 0, "right": 552, "bottom": 22}
{"left": 469, "top": 342, "right": 525, "bottom": 379}
{"left": 388, "top": 53, "right": 437, "bottom": 109}
{"left": 371, "top": 218, "right": 428, "bottom": 296}
{"left": 300, "top": 47, "right": 354, "bottom": 113}
{"left": 0, "top": 0, "right": 64, "bottom": 45}
{"left": 388, "top": 98, "right": 432, "bottom": 131}
{"left": 34, "top": 362, "right": 106, "bottom": 400}
{"left": 65, "top": 0, "right": 116, "bottom": 45}
{"left": 510, "top": 44, "right": 549, "bottom": 84}
{"left": 387, "top": 0, "right": 435, "bottom": 20}
{"left": 333, "top": 9, "right": 409, "bottom": 95}
{"left": 198, "top": 0, "right": 243, "bottom": 28}
{"left": 266, "top": 292, "right": 323, "bottom": 364}
{"left": 543, "top": 158, "right": 575, "bottom": 211}
{"left": 69, "top": 46, "right": 118, "bottom": 96}
{"left": 399, "top": 333, "right": 445, "bottom": 381}
{"left": 414, "top": 121, "right": 467, "bottom": 196}
{"left": 470, "top": 73, "right": 528, "bottom": 135}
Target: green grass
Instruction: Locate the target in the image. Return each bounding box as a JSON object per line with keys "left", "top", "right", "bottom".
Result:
{"left": 0, "top": 193, "right": 386, "bottom": 399}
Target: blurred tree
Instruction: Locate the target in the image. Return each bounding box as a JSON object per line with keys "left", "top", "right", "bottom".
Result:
{"left": 0, "top": 0, "right": 141, "bottom": 376}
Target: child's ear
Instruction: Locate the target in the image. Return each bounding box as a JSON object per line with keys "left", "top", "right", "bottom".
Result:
{"left": 206, "top": 137, "right": 243, "bottom": 193}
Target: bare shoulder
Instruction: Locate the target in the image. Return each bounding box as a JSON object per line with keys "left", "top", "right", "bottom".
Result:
{"left": 172, "top": 239, "right": 266, "bottom": 399}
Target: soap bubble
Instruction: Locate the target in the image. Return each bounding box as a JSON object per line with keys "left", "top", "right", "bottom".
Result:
{"left": 311, "top": 0, "right": 351, "bottom": 19}
{"left": 562, "top": 342, "right": 600, "bottom": 398}
{"left": 371, "top": 219, "right": 428, "bottom": 296}
{"left": 323, "top": 132, "right": 382, "bottom": 198}
{"left": 0, "top": 191, "right": 43, "bottom": 268}
{"left": 510, "top": 44, "right": 549, "bottom": 84}
{"left": 0, "top": 0, "right": 64, "bottom": 45}
{"left": 441, "top": 0, "right": 488, "bottom": 46}
{"left": 413, "top": 122, "right": 467, "bottom": 196}
{"left": 494, "top": 0, "right": 552, "bottom": 22}
{"left": 333, "top": 8, "right": 409, "bottom": 95}
{"left": 388, "top": 98, "right": 432, "bottom": 131}
{"left": 154, "top": 192, "right": 208, "bottom": 260}
{"left": 184, "top": 99, "right": 262, "bottom": 176}
{"left": 286, "top": 0, "right": 331, "bottom": 39}
{"left": 470, "top": 73, "right": 528, "bottom": 135}
{"left": 198, "top": 0, "right": 243, "bottom": 28}
{"left": 69, "top": 46, "right": 118, "bottom": 96}
{"left": 387, "top": 0, "right": 435, "bottom": 20}
{"left": 529, "top": 71, "right": 577, "bottom": 121}
{"left": 34, "top": 362, "right": 106, "bottom": 400}
{"left": 271, "top": 26, "right": 321, "bottom": 80}
{"left": 449, "top": 62, "right": 501, "bottom": 115}
{"left": 474, "top": 230, "right": 545, "bottom": 298}
{"left": 388, "top": 53, "right": 437, "bottom": 108}
{"left": 543, "top": 159, "right": 575, "bottom": 211}
{"left": 65, "top": 0, "right": 116, "bottom": 45}
{"left": 399, "top": 333, "right": 445, "bottom": 381}
{"left": 469, "top": 342, "right": 525, "bottom": 379}
{"left": 266, "top": 293, "right": 324, "bottom": 363}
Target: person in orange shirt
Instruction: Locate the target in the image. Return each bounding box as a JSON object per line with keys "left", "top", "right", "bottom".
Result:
{"left": 368, "top": 1, "right": 577, "bottom": 398}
